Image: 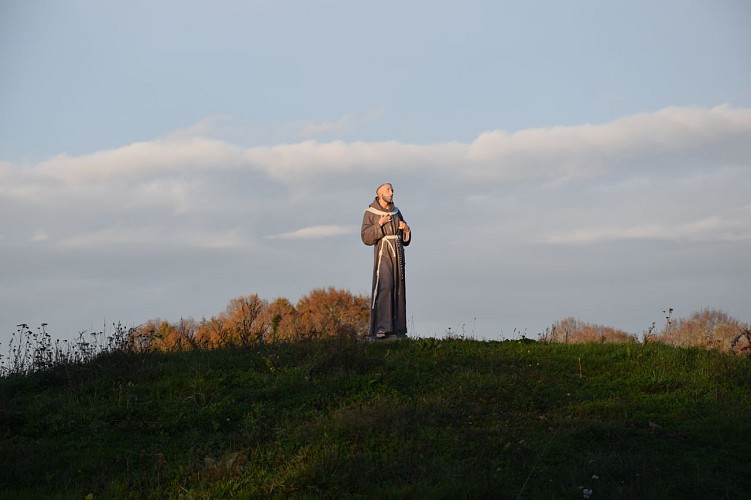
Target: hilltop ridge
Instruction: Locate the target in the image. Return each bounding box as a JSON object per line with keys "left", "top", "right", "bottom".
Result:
{"left": 2, "top": 338, "right": 750, "bottom": 498}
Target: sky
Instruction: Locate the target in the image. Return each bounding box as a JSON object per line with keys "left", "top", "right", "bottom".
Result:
{"left": 1, "top": 0, "right": 750, "bottom": 348}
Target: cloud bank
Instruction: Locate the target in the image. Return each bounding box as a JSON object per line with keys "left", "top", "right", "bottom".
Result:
{"left": 266, "top": 225, "right": 356, "bottom": 240}
{"left": 3, "top": 105, "right": 749, "bottom": 246}
{"left": 6, "top": 105, "right": 748, "bottom": 190}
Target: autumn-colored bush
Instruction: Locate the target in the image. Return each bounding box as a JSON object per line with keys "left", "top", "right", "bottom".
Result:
{"left": 193, "top": 295, "right": 267, "bottom": 348}
{"left": 130, "top": 318, "right": 200, "bottom": 352}
{"left": 222, "top": 294, "right": 268, "bottom": 346}
{"left": 542, "top": 317, "right": 635, "bottom": 344}
{"left": 654, "top": 308, "right": 749, "bottom": 353}
{"left": 131, "top": 288, "right": 369, "bottom": 350}
{"left": 257, "top": 297, "right": 297, "bottom": 343}
{"left": 127, "top": 319, "right": 174, "bottom": 352}
{"left": 293, "top": 287, "right": 369, "bottom": 341}
{"left": 542, "top": 309, "right": 750, "bottom": 355}
{"left": 194, "top": 316, "right": 228, "bottom": 349}
{"left": 730, "top": 328, "right": 751, "bottom": 356}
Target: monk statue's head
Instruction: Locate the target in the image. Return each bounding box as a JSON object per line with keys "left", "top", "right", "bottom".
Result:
{"left": 376, "top": 183, "right": 393, "bottom": 205}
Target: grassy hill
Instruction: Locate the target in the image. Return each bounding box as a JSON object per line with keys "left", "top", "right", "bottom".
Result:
{"left": 1, "top": 337, "right": 750, "bottom": 498}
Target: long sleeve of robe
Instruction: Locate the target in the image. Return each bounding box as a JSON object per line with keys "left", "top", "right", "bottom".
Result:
{"left": 361, "top": 198, "right": 411, "bottom": 337}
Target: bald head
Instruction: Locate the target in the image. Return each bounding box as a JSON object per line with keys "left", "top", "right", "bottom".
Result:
{"left": 376, "top": 182, "right": 392, "bottom": 195}
{"left": 376, "top": 183, "right": 394, "bottom": 208}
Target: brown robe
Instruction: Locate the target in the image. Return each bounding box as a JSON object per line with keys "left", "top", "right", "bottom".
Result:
{"left": 361, "top": 197, "right": 411, "bottom": 337}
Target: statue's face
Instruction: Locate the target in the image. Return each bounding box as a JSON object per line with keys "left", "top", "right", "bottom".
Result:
{"left": 377, "top": 184, "right": 394, "bottom": 204}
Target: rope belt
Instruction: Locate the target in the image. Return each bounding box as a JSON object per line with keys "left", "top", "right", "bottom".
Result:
{"left": 372, "top": 235, "right": 400, "bottom": 309}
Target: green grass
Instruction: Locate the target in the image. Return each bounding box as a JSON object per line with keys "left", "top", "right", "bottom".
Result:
{"left": 1, "top": 338, "right": 749, "bottom": 498}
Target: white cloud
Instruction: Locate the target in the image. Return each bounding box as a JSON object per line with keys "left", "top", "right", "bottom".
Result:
{"left": 34, "top": 137, "right": 246, "bottom": 184}
{"left": 295, "top": 114, "right": 360, "bottom": 138}
{"left": 244, "top": 139, "right": 464, "bottom": 182}
{"left": 245, "top": 104, "right": 749, "bottom": 183}
{"left": 58, "top": 226, "right": 251, "bottom": 250}
{"left": 287, "top": 108, "right": 387, "bottom": 139}
{"left": 29, "top": 231, "right": 50, "bottom": 243}
{"left": 163, "top": 110, "right": 388, "bottom": 145}
{"left": 2, "top": 105, "right": 749, "bottom": 252}
{"left": 3, "top": 105, "right": 748, "bottom": 192}
{"left": 129, "top": 179, "right": 201, "bottom": 214}
{"left": 164, "top": 115, "right": 234, "bottom": 140}
{"left": 465, "top": 105, "right": 751, "bottom": 183}
{"left": 546, "top": 213, "right": 751, "bottom": 244}
{"left": 0, "top": 161, "right": 12, "bottom": 180}
{"left": 265, "top": 225, "right": 356, "bottom": 240}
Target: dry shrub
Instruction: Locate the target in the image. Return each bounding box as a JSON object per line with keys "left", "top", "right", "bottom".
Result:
{"left": 293, "top": 287, "right": 369, "bottom": 341}
{"left": 195, "top": 316, "right": 229, "bottom": 349}
{"left": 130, "top": 318, "right": 200, "bottom": 352}
{"left": 656, "top": 309, "right": 749, "bottom": 353}
{"left": 545, "top": 317, "right": 634, "bottom": 344}
{"left": 730, "top": 328, "right": 751, "bottom": 356}
{"left": 258, "top": 297, "right": 297, "bottom": 343}
{"left": 222, "top": 294, "right": 268, "bottom": 346}
{"left": 129, "top": 289, "right": 369, "bottom": 350}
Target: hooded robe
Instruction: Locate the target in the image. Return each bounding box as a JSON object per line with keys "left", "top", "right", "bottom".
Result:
{"left": 361, "top": 197, "right": 411, "bottom": 337}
